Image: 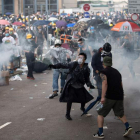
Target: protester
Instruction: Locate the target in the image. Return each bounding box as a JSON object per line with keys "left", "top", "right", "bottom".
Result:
{"left": 93, "top": 56, "right": 133, "bottom": 139}
{"left": 49, "top": 53, "right": 95, "bottom": 120}
{"left": 25, "top": 34, "right": 38, "bottom": 80}
{"left": 48, "top": 39, "right": 72, "bottom": 99}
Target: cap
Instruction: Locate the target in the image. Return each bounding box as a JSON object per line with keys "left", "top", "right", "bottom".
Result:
{"left": 103, "top": 56, "right": 112, "bottom": 67}
{"left": 9, "top": 28, "right": 13, "bottom": 31}
{"left": 26, "top": 34, "right": 32, "bottom": 39}
{"left": 5, "top": 27, "right": 9, "bottom": 30}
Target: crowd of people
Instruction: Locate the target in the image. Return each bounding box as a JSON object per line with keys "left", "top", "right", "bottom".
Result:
{"left": 0, "top": 10, "right": 139, "bottom": 139}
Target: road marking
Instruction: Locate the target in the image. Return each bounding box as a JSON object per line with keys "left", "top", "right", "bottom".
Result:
{"left": 0, "top": 122, "right": 12, "bottom": 130}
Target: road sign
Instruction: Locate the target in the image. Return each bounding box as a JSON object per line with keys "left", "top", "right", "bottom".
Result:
{"left": 131, "top": 13, "right": 139, "bottom": 21}
{"left": 128, "top": 0, "right": 140, "bottom": 13}
{"left": 84, "top": 12, "right": 90, "bottom": 18}
{"left": 83, "top": 4, "right": 90, "bottom": 12}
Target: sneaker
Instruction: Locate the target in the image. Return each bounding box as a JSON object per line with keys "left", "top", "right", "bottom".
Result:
{"left": 123, "top": 126, "right": 133, "bottom": 137}
{"left": 27, "top": 77, "right": 35, "bottom": 80}
{"left": 49, "top": 93, "right": 58, "bottom": 99}
{"left": 93, "top": 132, "right": 104, "bottom": 139}
{"left": 65, "top": 114, "right": 72, "bottom": 120}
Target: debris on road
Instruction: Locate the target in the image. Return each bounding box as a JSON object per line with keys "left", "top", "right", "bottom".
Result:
{"left": 42, "top": 83, "right": 47, "bottom": 85}
{"left": 9, "top": 75, "right": 22, "bottom": 81}
{"left": 11, "top": 88, "right": 14, "bottom": 90}
{"left": 135, "top": 131, "right": 140, "bottom": 134}
{"left": 29, "top": 97, "right": 33, "bottom": 99}
{"left": 34, "top": 84, "right": 37, "bottom": 87}
{"left": 103, "top": 126, "right": 108, "bottom": 129}
{"left": 37, "top": 118, "right": 45, "bottom": 121}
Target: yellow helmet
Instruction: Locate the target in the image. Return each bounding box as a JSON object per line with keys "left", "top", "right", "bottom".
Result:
{"left": 5, "top": 27, "right": 9, "bottom": 30}
{"left": 9, "top": 28, "right": 13, "bottom": 31}
{"left": 26, "top": 34, "right": 32, "bottom": 39}
{"left": 22, "top": 24, "right": 26, "bottom": 27}
{"left": 37, "top": 26, "right": 42, "bottom": 29}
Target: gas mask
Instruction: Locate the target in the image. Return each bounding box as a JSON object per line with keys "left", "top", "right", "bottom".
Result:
{"left": 39, "top": 29, "right": 42, "bottom": 32}
{"left": 78, "top": 58, "right": 83, "bottom": 65}
{"left": 27, "top": 39, "right": 32, "bottom": 42}
{"left": 9, "top": 32, "right": 13, "bottom": 35}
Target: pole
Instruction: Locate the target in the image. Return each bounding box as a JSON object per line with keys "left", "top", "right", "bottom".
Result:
{"left": 28, "top": 6, "right": 31, "bottom": 34}
{"left": 46, "top": 0, "right": 49, "bottom": 48}
{"left": 35, "top": 0, "right": 37, "bottom": 13}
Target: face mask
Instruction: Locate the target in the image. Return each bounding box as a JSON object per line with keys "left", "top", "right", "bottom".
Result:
{"left": 9, "top": 32, "right": 13, "bottom": 34}
{"left": 52, "top": 27, "right": 55, "bottom": 29}
{"left": 78, "top": 58, "right": 83, "bottom": 65}
{"left": 27, "top": 39, "right": 32, "bottom": 42}
{"left": 5, "top": 33, "right": 9, "bottom": 37}
{"left": 39, "top": 29, "right": 42, "bottom": 32}
{"left": 78, "top": 44, "right": 83, "bottom": 48}
{"left": 91, "top": 30, "right": 94, "bottom": 33}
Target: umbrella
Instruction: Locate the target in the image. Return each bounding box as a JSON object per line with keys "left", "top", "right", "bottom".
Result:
{"left": 117, "top": 19, "right": 133, "bottom": 23}
{"left": 5, "top": 12, "right": 12, "bottom": 16}
{"left": 48, "top": 17, "right": 58, "bottom": 21}
{"left": 87, "top": 19, "right": 104, "bottom": 27}
{"left": 78, "top": 18, "right": 90, "bottom": 22}
{"left": 50, "top": 15, "right": 58, "bottom": 18}
{"left": 56, "top": 20, "right": 67, "bottom": 28}
{"left": 111, "top": 21, "right": 140, "bottom": 32}
{"left": 81, "top": 96, "right": 101, "bottom": 116}
{"left": 66, "top": 16, "right": 74, "bottom": 19}
{"left": 61, "top": 13, "right": 67, "bottom": 16}
{"left": 30, "top": 20, "right": 37, "bottom": 25}
{"left": 33, "top": 20, "right": 51, "bottom": 26}
{"left": 12, "top": 22, "right": 23, "bottom": 26}
{"left": 67, "top": 23, "right": 75, "bottom": 28}
{"left": 0, "top": 20, "right": 9, "bottom": 25}
{"left": 73, "top": 21, "right": 88, "bottom": 31}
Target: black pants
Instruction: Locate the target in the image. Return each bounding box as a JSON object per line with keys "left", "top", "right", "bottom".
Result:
{"left": 27, "top": 63, "right": 34, "bottom": 77}
{"left": 66, "top": 101, "right": 85, "bottom": 116}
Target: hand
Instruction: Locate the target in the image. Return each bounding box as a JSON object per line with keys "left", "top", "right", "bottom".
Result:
{"left": 96, "top": 70, "right": 99, "bottom": 74}
{"left": 90, "top": 85, "right": 95, "bottom": 89}
{"left": 66, "top": 53, "right": 70, "bottom": 58}
{"left": 101, "top": 97, "right": 106, "bottom": 104}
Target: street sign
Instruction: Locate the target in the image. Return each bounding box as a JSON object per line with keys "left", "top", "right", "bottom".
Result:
{"left": 83, "top": 4, "right": 90, "bottom": 12}
{"left": 84, "top": 12, "right": 90, "bottom": 18}
{"left": 128, "top": 0, "right": 140, "bottom": 13}
{"left": 131, "top": 13, "right": 139, "bottom": 21}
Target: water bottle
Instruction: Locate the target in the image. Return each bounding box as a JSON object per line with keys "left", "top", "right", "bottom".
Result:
{"left": 96, "top": 102, "right": 103, "bottom": 111}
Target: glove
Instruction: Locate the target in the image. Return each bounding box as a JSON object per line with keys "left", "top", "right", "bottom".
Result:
{"left": 90, "top": 85, "right": 95, "bottom": 89}
{"left": 49, "top": 64, "right": 55, "bottom": 69}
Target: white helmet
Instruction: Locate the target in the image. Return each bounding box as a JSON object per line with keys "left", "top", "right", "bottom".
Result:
{"left": 55, "top": 39, "right": 62, "bottom": 45}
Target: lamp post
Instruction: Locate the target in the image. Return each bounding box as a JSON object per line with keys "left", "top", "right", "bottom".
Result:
{"left": 46, "top": 0, "right": 49, "bottom": 48}
{"left": 28, "top": 6, "right": 31, "bottom": 34}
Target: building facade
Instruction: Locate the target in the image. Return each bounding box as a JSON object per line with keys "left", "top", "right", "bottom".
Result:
{"left": 0, "top": 0, "right": 77, "bottom": 15}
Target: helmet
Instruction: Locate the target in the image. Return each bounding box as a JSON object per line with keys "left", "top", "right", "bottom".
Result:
{"left": 55, "top": 39, "right": 62, "bottom": 45}
{"left": 5, "top": 27, "right": 9, "bottom": 30}
{"left": 21, "top": 24, "right": 26, "bottom": 27}
{"left": 26, "top": 34, "right": 32, "bottom": 39}
{"left": 103, "top": 43, "right": 111, "bottom": 52}
{"left": 9, "top": 28, "right": 13, "bottom": 31}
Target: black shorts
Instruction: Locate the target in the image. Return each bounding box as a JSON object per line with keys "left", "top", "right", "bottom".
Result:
{"left": 97, "top": 98, "right": 124, "bottom": 118}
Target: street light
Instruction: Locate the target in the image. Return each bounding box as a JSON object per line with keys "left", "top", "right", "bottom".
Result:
{"left": 28, "top": 6, "right": 31, "bottom": 34}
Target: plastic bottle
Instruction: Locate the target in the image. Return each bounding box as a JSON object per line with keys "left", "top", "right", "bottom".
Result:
{"left": 96, "top": 102, "right": 103, "bottom": 111}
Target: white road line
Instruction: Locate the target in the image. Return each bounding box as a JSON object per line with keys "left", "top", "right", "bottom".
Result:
{"left": 0, "top": 122, "right": 12, "bottom": 130}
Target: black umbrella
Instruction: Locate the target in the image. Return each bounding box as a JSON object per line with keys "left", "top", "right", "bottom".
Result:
{"left": 87, "top": 19, "right": 104, "bottom": 27}
{"left": 30, "top": 20, "right": 37, "bottom": 25}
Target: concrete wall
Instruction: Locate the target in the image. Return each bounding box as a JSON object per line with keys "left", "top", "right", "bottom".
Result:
{"left": 62, "top": 0, "right": 77, "bottom": 8}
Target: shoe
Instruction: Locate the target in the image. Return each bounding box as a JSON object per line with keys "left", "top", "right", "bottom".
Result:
{"left": 60, "top": 88, "right": 63, "bottom": 94}
{"left": 65, "top": 114, "right": 72, "bottom": 120}
{"left": 27, "top": 77, "right": 35, "bottom": 80}
{"left": 85, "top": 113, "right": 92, "bottom": 117}
{"left": 123, "top": 126, "right": 133, "bottom": 137}
{"left": 49, "top": 93, "right": 58, "bottom": 99}
{"left": 93, "top": 132, "right": 104, "bottom": 139}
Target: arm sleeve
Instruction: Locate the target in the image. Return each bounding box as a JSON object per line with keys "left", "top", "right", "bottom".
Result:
{"left": 85, "top": 67, "right": 92, "bottom": 87}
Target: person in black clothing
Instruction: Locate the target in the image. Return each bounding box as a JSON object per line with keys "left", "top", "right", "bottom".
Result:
{"left": 93, "top": 56, "right": 133, "bottom": 139}
{"left": 25, "top": 34, "right": 38, "bottom": 80}
{"left": 49, "top": 53, "right": 95, "bottom": 120}
{"left": 91, "top": 43, "right": 112, "bottom": 98}
{"left": 0, "top": 29, "right": 4, "bottom": 43}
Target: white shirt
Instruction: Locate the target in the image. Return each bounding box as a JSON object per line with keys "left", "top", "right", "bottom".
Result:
{"left": 2, "top": 36, "right": 15, "bottom": 45}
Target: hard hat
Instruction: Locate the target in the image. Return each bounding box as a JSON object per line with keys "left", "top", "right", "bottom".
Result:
{"left": 9, "top": 28, "right": 13, "bottom": 31}
{"left": 52, "top": 23, "right": 56, "bottom": 26}
{"left": 26, "top": 34, "right": 32, "bottom": 39}
{"left": 103, "top": 43, "right": 112, "bottom": 52}
{"left": 5, "top": 27, "right": 9, "bottom": 30}
{"left": 55, "top": 39, "right": 62, "bottom": 45}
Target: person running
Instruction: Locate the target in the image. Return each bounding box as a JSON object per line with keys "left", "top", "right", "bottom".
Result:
{"left": 49, "top": 53, "right": 95, "bottom": 120}
{"left": 93, "top": 56, "right": 133, "bottom": 139}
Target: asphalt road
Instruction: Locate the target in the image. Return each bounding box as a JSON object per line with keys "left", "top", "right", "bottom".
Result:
{"left": 0, "top": 58, "right": 140, "bottom": 140}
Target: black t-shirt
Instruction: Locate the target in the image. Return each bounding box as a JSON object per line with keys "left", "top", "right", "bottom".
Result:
{"left": 100, "top": 67, "right": 124, "bottom": 100}
{"left": 0, "top": 35, "right": 4, "bottom": 43}
{"left": 11, "top": 34, "right": 17, "bottom": 40}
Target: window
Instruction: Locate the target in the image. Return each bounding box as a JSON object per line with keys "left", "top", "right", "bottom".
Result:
{"left": 4, "top": 0, "right": 13, "bottom": 5}
{"left": 50, "top": 0, "right": 57, "bottom": 4}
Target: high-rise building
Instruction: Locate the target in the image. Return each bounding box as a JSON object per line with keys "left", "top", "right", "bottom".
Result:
{"left": 0, "top": 0, "right": 77, "bottom": 15}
